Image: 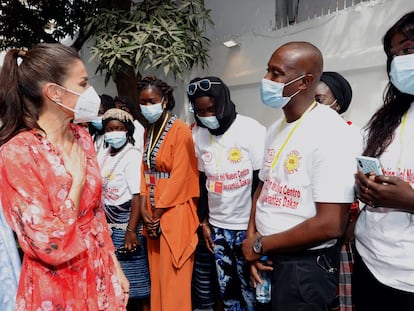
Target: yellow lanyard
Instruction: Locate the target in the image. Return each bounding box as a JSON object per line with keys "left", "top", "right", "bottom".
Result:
{"left": 209, "top": 132, "right": 227, "bottom": 173}
{"left": 270, "top": 101, "right": 317, "bottom": 170}
{"left": 147, "top": 114, "right": 169, "bottom": 169}
{"left": 398, "top": 111, "right": 408, "bottom": 169}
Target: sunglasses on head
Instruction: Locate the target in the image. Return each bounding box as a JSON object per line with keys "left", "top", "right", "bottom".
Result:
{"left": 187, "top": 79, "right": 221, "bottom": 95}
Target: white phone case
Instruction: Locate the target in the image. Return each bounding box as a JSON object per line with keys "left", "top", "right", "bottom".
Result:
{"left": 356, "top": 156, "right": 383, "bottom": 176}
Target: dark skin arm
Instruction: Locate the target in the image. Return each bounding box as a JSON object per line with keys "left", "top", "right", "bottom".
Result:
{"left": 199, "top": 172, "right": 214, "bottom": 253}
{"left": 124, "top": 193, "right": 141, "bottom": 250}
{"left": 140, "top": 194, "right": 167, "bottom": 239}
{"left": 243, "top": 201, "right": 349, "bottom": 262}
{"left": 355, "top": 170, "right": 414, "bottom": 213}
{"left": 245, "top": 181, "right": 274, "bottom": 287}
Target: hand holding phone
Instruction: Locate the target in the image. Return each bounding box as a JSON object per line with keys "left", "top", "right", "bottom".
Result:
{"left": 356, "top": 156, "right": 383, "bottom": 176}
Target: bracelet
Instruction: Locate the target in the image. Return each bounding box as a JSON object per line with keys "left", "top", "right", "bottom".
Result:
{"left": 126, "top": 227, "right": 135, "bottom": 233}
{"left": 199, "top": 222, "right": 208, "bottom": 227}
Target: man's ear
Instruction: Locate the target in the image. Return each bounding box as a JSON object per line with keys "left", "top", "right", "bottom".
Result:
{"left": 299, "top": 74, "right": 314, "bottom": 90}
{"left": 43, "top": 83, "right": 62, "bottom": 102}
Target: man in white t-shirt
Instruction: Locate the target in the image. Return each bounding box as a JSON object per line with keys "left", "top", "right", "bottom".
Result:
{"left": 188, "top": 76, "right": 266, "bottom": 311}
{"left": 242, "top": 42, "right": 360, "bottom": 311}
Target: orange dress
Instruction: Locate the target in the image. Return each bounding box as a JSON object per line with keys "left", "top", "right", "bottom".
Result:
{"left": 0, "top": 125, "right": 125, "bottom": 311}
{"left": 141, "top": 116, "right": 199, "bottom": 311}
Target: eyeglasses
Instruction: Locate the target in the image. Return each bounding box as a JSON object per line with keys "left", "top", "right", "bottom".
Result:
{"left": 187, "top": 79, "right": 221, "bottom": 95}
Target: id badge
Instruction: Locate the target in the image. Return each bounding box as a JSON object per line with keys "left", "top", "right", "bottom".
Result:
{"left": 209, "top": 181, "right": 223, "bottom": 194}
{"left": 145, "top": 172, "right": 156, "bottom": 185}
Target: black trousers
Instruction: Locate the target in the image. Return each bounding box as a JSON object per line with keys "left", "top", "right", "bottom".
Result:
{"left": 352, "top": 251, "right": 414, "bottom": 311}
{"left": 270, "top": 245, "right": 340, "bottom": 311}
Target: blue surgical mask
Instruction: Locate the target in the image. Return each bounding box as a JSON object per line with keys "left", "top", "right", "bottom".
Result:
{"left": 260, "top": 75, "right": 305, "bottom": 109}
{"left": 140, "top": 101, "right": 164, "bottom": 124}
{"left": 90, "top": 116, "right": 103, "bottom": 130}
{"left": 197, "top": 115, "right": 220, "bottom": 130}
{"left": 390, "top": 53, "right": 414, "bottom": 95}
{"left": 104, "top": 131, "right": 127, "bottom": 149}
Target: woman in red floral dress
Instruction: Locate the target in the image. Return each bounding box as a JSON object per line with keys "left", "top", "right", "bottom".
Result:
{"left": 0, "top": 43, "right": 129, "bottom": 310}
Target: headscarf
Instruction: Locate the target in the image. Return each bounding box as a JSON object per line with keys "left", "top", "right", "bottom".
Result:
{"left": 102, "top": 108, "right": 135, "bottom": 145}
{"left": 320, "top": 71, "right": 353, "bottom": 114}
{"left": 187, "top": 76, "right": 237, "bottom": 136}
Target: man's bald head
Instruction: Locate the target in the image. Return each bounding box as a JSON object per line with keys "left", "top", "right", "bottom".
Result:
{"left": 273, "top": 41, "right": 323, "bottom": 82}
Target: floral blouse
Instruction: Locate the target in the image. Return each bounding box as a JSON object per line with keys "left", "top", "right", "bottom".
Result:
{"left": 0, "top": 124, "right": 125, "bottom": 311}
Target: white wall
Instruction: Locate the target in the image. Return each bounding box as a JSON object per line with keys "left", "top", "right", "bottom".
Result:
{"left": 164, "top": 0, "right": 414, "bottom": 129}
{"left": 4, "top": 0, "right": 407, "bottom": 130}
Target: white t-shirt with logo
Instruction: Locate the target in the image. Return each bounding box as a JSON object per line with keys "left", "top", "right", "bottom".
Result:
{"left": 355, "top": 103, "right": 414, "bottom": 293}
{"left": 256, "top": 104, "right": 360, "bottom": 249}
{"left": 194, "top": 114, "right": 266, "bottom": 230}
{"left": 98, "top": 145, "right": 142, "bottom": 206}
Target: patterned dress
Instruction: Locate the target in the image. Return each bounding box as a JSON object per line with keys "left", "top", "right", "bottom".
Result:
{"left": 0, "top": 124, "right": 125, "bottom": 311}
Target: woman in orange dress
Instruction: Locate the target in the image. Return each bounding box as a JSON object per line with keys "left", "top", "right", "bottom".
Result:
{"left": 138, "top": 76, "right": 199, "bottom": 311}
{"left": 0, "top": 43, "right": 129, "bottom": 310}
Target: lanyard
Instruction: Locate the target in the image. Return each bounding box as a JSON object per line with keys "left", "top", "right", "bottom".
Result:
{"left": 398, "top": 111, "right": 408, "bottom": 169}
{"left": 270, "top": 101, "right": 317, "bottom": 171}
{"left": 209, "top": 132, "right": 227, "bottom": 173}
{"left": 147, "top": 114, "right": 169, "bottom": 169}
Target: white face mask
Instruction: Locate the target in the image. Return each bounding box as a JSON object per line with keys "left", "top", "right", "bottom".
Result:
{"left": 54, "top": 85, "right": 101, "bottom": 123}
{"left": 104, "top": 131, "right": 127, "bottom": 149}
{"left": 197, "top": 115, "right": 220, "bottom": 129}
{"left": 140, "top": 99, "right": 164, "bottom": 124}
{"left": 390, "top": 53, "right": 414, "bottom": 95}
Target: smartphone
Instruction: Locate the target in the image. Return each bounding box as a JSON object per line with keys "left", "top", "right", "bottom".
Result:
{"left": 116, "top": 246, "right": 139, "bottom": 255}
{"left": 356, "top": 156, "right": 383, "bottom": 176}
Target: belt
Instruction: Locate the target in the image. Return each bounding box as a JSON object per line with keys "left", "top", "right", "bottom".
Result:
{"left": 271, "top": 244, "right": 339, "bottom": 260}
{"left": 145, "top": 171, "right": 170, "bottom": 178}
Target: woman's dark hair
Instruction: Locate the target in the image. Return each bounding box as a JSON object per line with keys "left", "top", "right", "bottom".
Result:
{"left": 89, "top": 94, "right": 115, "bottom": 137}
{"left": 136, "top": 76, "right": 175, "bottom": 110}
{"left": 100, "top": 94, "right": 115, "bottom": 113}
{"left": 0, "top": 43, "right": 81, "bottom": 146}
{"left": 364, "top": 12, "right": 414, "bottom": 157}
{"left": 114, "top": 95, "right": 139, "bottom": 120}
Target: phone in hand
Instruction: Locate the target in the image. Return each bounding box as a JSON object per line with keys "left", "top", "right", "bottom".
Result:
{"left": 356, "top": 156, "right": 383, "bottom": 176}
{"left": 116, "top": 246, "right": 140, "bottom": 255}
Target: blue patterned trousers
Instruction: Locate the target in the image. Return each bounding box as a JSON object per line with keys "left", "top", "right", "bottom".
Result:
{"left": 211, "top": 226, "right": 255, "bottom": 311}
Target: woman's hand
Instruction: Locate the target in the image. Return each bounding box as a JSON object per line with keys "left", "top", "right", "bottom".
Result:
{"left": 146, "top": 217, "right": 161, "bottom": 239}
{"left": 124, "top": 231, "right": 140, "bottom": 250}
{"left": 63, "top": 140, "right": 87, "bottom": 212}
{"left": 62, "top": 140, "right": 87, "bottom": 188}
{"left": 110, "top": 252, "right": 130, "bottom": 305}
{"left": 200, "top": 223, "right": 215, "bottom": 254}
{"left": 355, "top": 170, "right": 414, "bottom": 212}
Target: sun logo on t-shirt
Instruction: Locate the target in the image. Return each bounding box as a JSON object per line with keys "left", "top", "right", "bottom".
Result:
{"left": 228, "top": 147, "right": 242, "bottom": 163}
{"left": 284, "top": 150, "right": 301, "bottom": 174}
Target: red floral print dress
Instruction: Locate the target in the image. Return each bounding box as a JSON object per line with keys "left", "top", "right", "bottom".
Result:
{"left": 0, "top": 124, "right": 126, "bottom": 311}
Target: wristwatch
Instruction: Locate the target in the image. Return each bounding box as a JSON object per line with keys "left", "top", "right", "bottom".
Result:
{"left": 253, "top": 234, "right": 264, "bottom": 254}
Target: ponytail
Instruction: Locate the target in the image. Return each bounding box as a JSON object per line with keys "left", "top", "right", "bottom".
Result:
{"left": 0, "top": 49, "right": 28, "bottom": 146}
